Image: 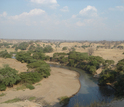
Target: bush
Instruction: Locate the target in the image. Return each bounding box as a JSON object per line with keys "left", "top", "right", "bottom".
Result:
{"left": 36, "top": 66, "right": 51, "bottom": 78}
{"left": 43, "top": 45, "right": 53, "bottom": 53}
{"left": 59, "top": 96, "right": 70, "bottom": 106}
{"left": 26, "top": 84, "right": 35, "bottom": 90}
{"left": 98, "top": 71, "right": 117, "bottom": 85}
{"left": 0, "top": 65, "right": 20, "bottom": 86}
{"left": 34, "top": 46, "right": 43, "bottom": 53}
{"left": 15, "top": 42, "right": 29, "bottom": 50}
{"left": 19, "top": 72, "right": 42, "bottom": 84}
{"left": 45, "top": 55, "right": 50, "bottom": 60}
{"left": 0, "top": 50, "right": 12, "bottom": 58}
{"left": 16, "top": 51, "right": 35, "bottom": 63}
{"left": 105, "top": 60, "right": 114, "bottom": 65}
{"left": 60, "top": 57, "right": 68, "bottom": 64}
{"left": 33, "top": 52, "right": 45, "bottom": 60}
{"left": 0, "top": 42, "right": 12, "bottom": 48}
{"left": 28, "top": 44, "right": 36, "bottom": 51}
{"left": 114, "top": 74, "right": 124, "bottom": 96}
{"left": 27, "top": 60, "right": 47, "bottom": 68}
{"left": 62, "top": 47, "right": 67, "bottom": 50}
{"left": 88, "top": 66, "right": 96, "bottom": 74}
{"left": 0, "top": 83, "right": 6, "bottom": 91}
{"left": 68, "top": 59, "right": 75, "bottom": 67}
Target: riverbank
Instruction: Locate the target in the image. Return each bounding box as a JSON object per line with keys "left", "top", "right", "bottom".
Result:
{"left": 0, "top": 66, "right": 80, "bottom": 107}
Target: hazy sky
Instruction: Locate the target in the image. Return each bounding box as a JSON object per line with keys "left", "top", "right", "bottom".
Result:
{"left": 0, "top": 0, "right": 124, "bottom": 41}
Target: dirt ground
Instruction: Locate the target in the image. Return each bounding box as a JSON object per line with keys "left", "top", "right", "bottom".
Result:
{"left": 0, "top": 66, "right": 80, "bottom": 107}
{"left": 0, "top": 58, "right": 28, "bottom": 73}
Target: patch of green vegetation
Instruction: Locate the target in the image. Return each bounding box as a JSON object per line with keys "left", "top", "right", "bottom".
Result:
{"left": 3, "top": 98, "right": 21, "bottom": 103}
{"left": 62, "top": 47, "right": 67, "bottom": 50}
{"left": 28, "top": 96, "right": 36, "bottom": 101}
{"left": 59, "top": 96, "right": 70, "bottom": 106}
{"left": 0, "top": 93, "right": 6, "bottom": 97}
{"left": 19, "top": 72, "right": 42, "bottom": 84}
{"left": 26, "top": 84, "right": 35, "bottom": 90}
{"left": 35, "top": 83, "right": 41, "bottom": 86}
{"left": 0, "top": 50, "right": 12, "bottom": 58}
{"left": 16, "top": 85, "right": 26, "bottom": 90}
{"left": 0, "top": 42, "right": 12, "bottom": 48}
{"left": 0, "top": 65, "right": 20, "bottom": 91}
{"left": 15, "top": 42, "right": 29, "bottom": 51}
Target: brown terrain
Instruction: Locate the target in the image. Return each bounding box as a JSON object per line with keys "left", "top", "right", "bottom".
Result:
{"left": 0, "top": 58, "right": 80, "bottom": 107}
{"left": 0, "top": 39, "right": 124, "bottom": 107}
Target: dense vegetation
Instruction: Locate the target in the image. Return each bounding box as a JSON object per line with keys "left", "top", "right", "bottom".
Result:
{"left": 51, "top": 51, "right": 124, "bottom": 97}
{"left": 0, "top": 50, "right": 12, "bottom": 58}
{"left": 13, "top": 41, "right": 53, "bottom": 53}
{"left": 0, "top": 65, "right": 20, "bottom": 91}
{"left": 51, "top": 51, "right": 107, "bottom": 75}
{"left": 0, "top": 42, "right": 12, "bottom": 48}
{"left": 0, "top": 49, "right": 51, "bottom": 91}
{"left": 15, "top": 42, "right": 29, "bottom": 51}
{"left": 62, "top": 47, "right": 67, "bottom": 50}
{"left": 98, "top": 59, "right": 124, "bottom": 96}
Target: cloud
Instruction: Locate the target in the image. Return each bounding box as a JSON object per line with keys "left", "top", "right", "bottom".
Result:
{"left": 60, "top": 6, "right": 69, "bottom": 12}
{"left": 10, "top": 9, "right": 45, "bottom": 20}
{"left": 79, "top": 5, "right": 97, "bottom": 17}
{"left": 109, "top": 6, "right": 124, "bottom": 11}
{"left": 30, "top": 0, "right": 57, "bottom": 4}
{"left": 30, "top": 0, "right": 59, "bottom": 9}
{"left": 0, "top": 12, "right": 7, "bottom": 17}
{"left": 72, "top": 5, "right": 98, "bottom": 19}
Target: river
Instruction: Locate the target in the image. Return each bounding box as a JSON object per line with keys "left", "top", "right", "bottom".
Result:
{"left": 50, "top": 64, "right": 115, "bottom": 107}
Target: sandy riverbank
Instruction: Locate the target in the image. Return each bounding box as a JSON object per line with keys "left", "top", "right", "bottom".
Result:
{"left": 0, "top": 66, "right": 80, "bottom": 107}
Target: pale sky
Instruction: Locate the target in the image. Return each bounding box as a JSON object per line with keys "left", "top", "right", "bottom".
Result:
{"left": 0, "top": 0, "right": 124, "bottom": 41}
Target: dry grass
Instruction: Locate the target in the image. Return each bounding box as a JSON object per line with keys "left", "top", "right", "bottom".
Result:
{"left": 0, "top": 58, "right": 28, "bottom": 73}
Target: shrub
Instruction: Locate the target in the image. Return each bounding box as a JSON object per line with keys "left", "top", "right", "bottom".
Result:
{"left": 88, "top": 66, "right": 96, "bottom": 74}
{"left": 98, "top": 71, "right": 117, "bottom": 85}
{"left": 59, "top": 96, "right": 70, "bottom": 106}
{"left": 0, "top": 83, "right": 6, "bottom": 91}
{"left": 43, "top": 45, "right": 53, "bottom": 53}
{"left": 28, "top": 44, "right": 36, "bottom": 51}
{"left": 19, "top": 72, "right": 42, "bottom": 84}
{"left": 60, "top": 57, "right": 68, "bottom": 64}
{"left": 34, "top": 46, "right": 43, "bottom": 53}
{"left": 45, "top": 55, "right": 50, "bottom": 60}
{"left": 27, "top": 60, "right": 47, "bottom": 68}
{"left": 62, "top": 47, "right": 67, "bottom": 50}
{"left": 16, "top": 51, "right": 35, "bottom": 63}
{"left": 33, "top": 52, "right": 45, "bottom": 60}
{"left": 26, "top": 84, "right": 35, "bottom": 90}
{"left": 36, "top": 66, "right": 50, "bottom": 78}
{"left": 0, "top": 65, "right": 20, "bottom": 86}
{"left": 16, "top": 42, "right": 29, "bottom": 50}
{"left": 0, "top": 50, "right": 12, "bottom": 58}
{"left": 105, "top": 60, "right": 114, "bottom": 65}
{"left": 68, "top": 59, "right": 75, "bottom": 67}
{"left": 3, "top": 98, "right": 21, "bottom": 103}
{"left": 114, "top": 74, "right": 124, "bottom": 96}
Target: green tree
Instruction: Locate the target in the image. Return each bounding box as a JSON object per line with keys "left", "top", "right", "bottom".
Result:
{"left": 43, "top": 45, "right": 53, "bottom": 53}
{"left": 0, "top": 65, "right": 20, "bottom": 87}
{"left": 62, "top": 47, "right": 67, "bottom": 51}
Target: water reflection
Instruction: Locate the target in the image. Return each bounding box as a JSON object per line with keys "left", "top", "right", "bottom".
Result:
{"left": 50, "top": 64, "right": 115, "bottom": 107}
